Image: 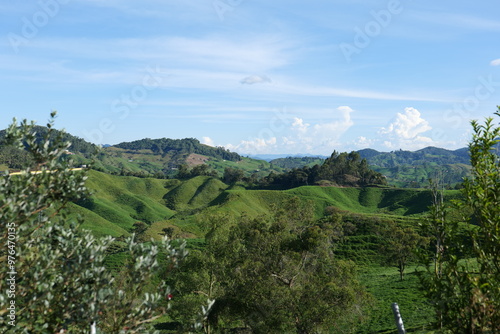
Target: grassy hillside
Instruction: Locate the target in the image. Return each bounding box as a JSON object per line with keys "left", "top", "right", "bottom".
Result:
{"left": 74, "top": 171, "right": 176, "bottom": 233}
{"left": 73, "top": 171, "right": 460, "bottom": 241}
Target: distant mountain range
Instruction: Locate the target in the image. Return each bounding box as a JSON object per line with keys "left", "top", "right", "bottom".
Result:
{"left": 0, "top": 125, "right": 490, "bottom": 187}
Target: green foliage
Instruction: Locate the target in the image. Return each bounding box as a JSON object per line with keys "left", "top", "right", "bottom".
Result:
{"left": 98, "top": 236, "right": 187, "bottom": 334}
{"left": 379, "top": 221, "right": 427, "bottom": 281}
{"left": 114, "top": 137, "right": 241, "bottom": 162}
{"left": 419, "top": 109, "right": 500, "bottom": 333}
{"left": 222, "top": 167, "right": 244, "bottom": 184}
{"left": 170, "top": 198, "right": 371, "bottom": 333}
{"left": 262, "top": 151, "right": 386, "bottom": 189}
{"left": 176, "top": 164, "right": 219, "bottom": 180}
{"left": 0, "top": 114, "right": 186, "bottom": 333}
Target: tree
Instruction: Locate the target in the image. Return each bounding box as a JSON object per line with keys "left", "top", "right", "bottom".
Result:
{"left": 0, "top": 113, "right": 186, "bottom": 333}
{"left": 380, "top": 221, "right": 427, "bottom": 281}
{"left": 172, "top": 198, "right": 371, "bottom": 333}
{"left": 222, "top": 167, "right": 244, "bottom": 185}
{"left": 419, "top": 108, "right": 500, "bottom": 332}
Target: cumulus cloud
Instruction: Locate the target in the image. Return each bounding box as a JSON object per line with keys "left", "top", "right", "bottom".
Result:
{"left": 353, "top": 136, "right": 374, "bottom": 149}
{"left": 379, "top": 107, "right": 433, "bottom": 150}
{"left": 291, "top": 117, "right": 310, "bottom": 134}
{"left": 240, "top": 75, "right": 272, "bottom": 85}
{"left": 225, "top": 137, "right": 277, "bottom": 153}
{"left": 491, "top": 59, "right": 500, "bottom": 66}
{"left": 222, "top": 106, "right": 355, "bottom": 154}
{"left": 202, "top": 136, "right": 215, "bottom": 147}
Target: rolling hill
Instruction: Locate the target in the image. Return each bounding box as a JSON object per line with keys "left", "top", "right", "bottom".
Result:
{"left": 72, "top": 170, "right": 461, "bottom": 239}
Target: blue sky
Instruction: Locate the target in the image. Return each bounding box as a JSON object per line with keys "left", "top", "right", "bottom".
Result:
{"left": 1, "top": 0, "right": 500, "bottom": 155}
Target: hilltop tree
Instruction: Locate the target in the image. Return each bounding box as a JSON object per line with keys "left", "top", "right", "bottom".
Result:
{"left": 222, "top": 167, "right": 244, "bottom": 184}
{"left": 264, "top": 150, "right": 386, "bottom": 189}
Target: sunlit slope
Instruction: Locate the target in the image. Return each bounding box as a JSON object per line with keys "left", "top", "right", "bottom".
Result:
{"left": 163, "top": 176, "right": 228, "bottom": 211}
{"left": 75, "top": 171, "right": 176, "bottom": 232}
{"left": 74, "top": 171, "right": 460, "bottom": 237}
{"left": 218, "top": 186, "right": 450, "bottom": 219}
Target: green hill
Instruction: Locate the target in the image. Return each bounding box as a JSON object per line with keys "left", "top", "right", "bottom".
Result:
{"left": 73, "top": 171, "right": 460, "bottom": 240}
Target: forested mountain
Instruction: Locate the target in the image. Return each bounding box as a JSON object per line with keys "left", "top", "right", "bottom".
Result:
{"left": 114, "top": 137, "right": 241, "bottom": 162}
{"left": 263, "top": 151, "right": 386, "bottom": 188}
{"left": 0, "top": 125, "right": 98, "bottom": 157}
{"left": 0, "top": 126, "right": 97, "bottom": 169}
{"left": 358, "top": 146, "right": 470, "bottom": 166}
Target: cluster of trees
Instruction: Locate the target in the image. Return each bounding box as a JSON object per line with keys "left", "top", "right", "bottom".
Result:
{"left": 261, "top": 151, "right": 386, "bottom": 188}
{"left": 168, "top": 198, "right": 371, "bottom": 333}
{"left": 114, "top": 138, "right": 241, "bottom": 162}
{"left": 0, "top": 145, "right": 33, "bottom": 170}
{"left": 176, "top": 164, "right": 219, "bottom": 179}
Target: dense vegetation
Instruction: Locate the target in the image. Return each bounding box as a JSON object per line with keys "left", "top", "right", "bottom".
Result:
{"left": 417, "top": 110, "right": 500, "bottom": 332}
{"left": 115, "top": 137, "right": 241, "bottom": 162}
{"left": 262, "top": 151, "right": 386, "bottom": 188}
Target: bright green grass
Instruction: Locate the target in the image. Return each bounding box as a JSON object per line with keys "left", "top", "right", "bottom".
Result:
{"left": 163, "top": 176, "right": 228, "bottom": 211}
{"left": 65, "top": 202, "right": 129, "bottom": 237}
{"left": 73, "top": 171, "right": 176, "bottom": 231}
{"left": 357, "top": 265, "right": 435, "bottom": 333}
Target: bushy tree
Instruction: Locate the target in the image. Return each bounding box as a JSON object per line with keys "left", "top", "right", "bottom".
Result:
{"left": 222, "top": 167, "right": 244, "bottom": 185}
{"left": 0, "top": 113, "right": 185, "bottom": 333}
{"left": 171, "top": 198, "right": 371, "bottom": 333}
{"left": 380, "top": 221, "right": 427, "bottom": 281}
{"left": 419, "top": 109, "right": 500, "bottom": 332}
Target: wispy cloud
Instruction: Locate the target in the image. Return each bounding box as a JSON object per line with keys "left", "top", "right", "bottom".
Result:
{"left": 240, "top": 75, "right": 272, "bottom": 85}
{"left": 411, "top": 11, "right": 500, "bottom": 32}
{"left": 491, "top": 59, "right": 500, "bottom": 66}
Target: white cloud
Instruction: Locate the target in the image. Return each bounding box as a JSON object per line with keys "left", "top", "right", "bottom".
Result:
{"left": 240, "top": 75, "right": 272, "bottom": 85}
{"left": 226, "top": 137, "right": 277, "bottom": 153}
{"left": 202, "top": 136, "right": 215, "bottom": 147}
{"left": 353, "top": 136, "right": 374, "bottom": 149}
{"left": 491, "top": 59, "right": 500, "bottom": 66}
{"left": 291, "top": 117, "right": 310, "bottom": 134}
{"left": 226, "top": 106, "right": 355, "bottom": 155}
{"left": 379, "top": 107, "right": 433, "bottom": 150}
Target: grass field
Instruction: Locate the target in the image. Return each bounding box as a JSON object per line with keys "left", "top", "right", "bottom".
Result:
{"left": 357, "top": 265, "right": 435, "bottom": 333}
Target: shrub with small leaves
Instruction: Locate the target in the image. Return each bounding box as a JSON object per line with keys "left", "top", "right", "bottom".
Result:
{"left": 0, "top": 113, "right": 186, "bottom": 333}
